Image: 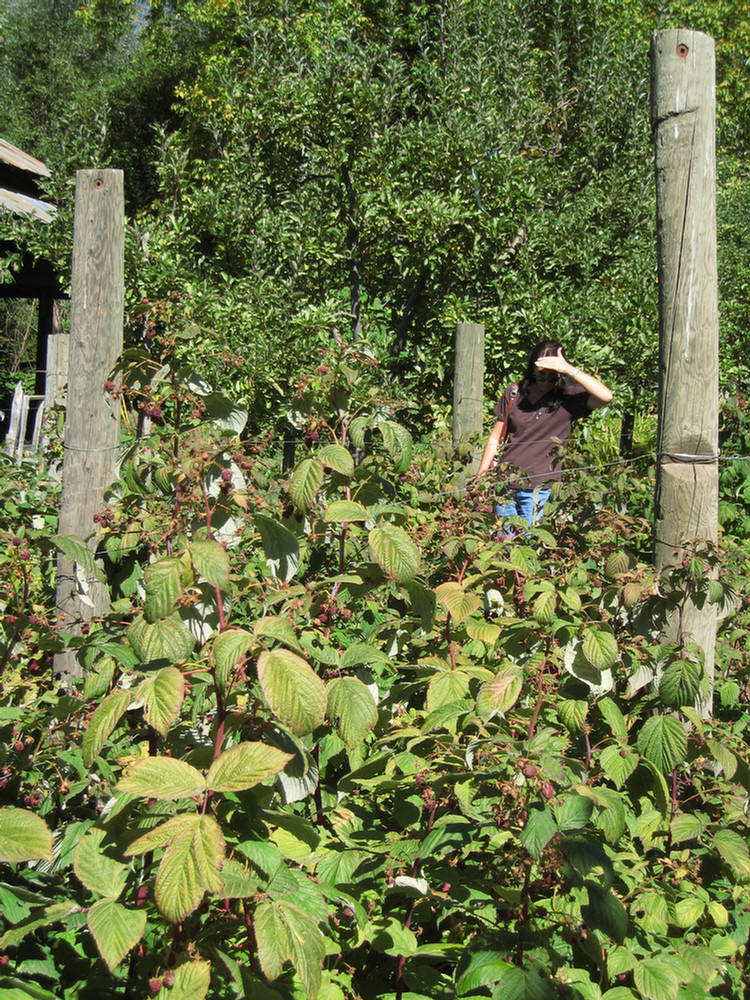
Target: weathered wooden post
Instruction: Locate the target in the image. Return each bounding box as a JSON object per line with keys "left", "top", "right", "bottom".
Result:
{"left": 651, "top": 30, "right": 719, "bottom": 717}
{"left": 55, "top": 170, "right": 124, "bottom": 682}
{"left": 453, "top": 321, "right": 485, "bottom": 468}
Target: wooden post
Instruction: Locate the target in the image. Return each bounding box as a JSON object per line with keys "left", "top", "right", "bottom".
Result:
{"left": 453, "top": 321, "right": 485, "bottom": 468}
{"left": 55, "top": 170, "right": 124, "bottom": 683}
{"left": 651, "top": 31, "right": 719, "bottom": 717}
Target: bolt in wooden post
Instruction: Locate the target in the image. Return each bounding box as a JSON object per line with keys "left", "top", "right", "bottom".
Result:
{"left": 651, "top": 31, "right": 719, "bottom": 717}
{"left": 453, "top": 321, "right": 485, "bottom": 469}
{"left": 55, "top": 170, "right": 124, "bottom": 683}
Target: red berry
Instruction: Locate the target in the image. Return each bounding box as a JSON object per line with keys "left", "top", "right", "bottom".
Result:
{"left": 522, "top": 765, "right": 538, "bottom": 779}
{"left": 14, "top": 741, "right": 24, "bottom": 753}
{"left": 163, "top": 969, "right": 175, "bottom": 988}
{"left": 540, "top": 781, "right": 555, "bottom": 800}
{"left": 148, "top": 978, "right": 162, "bottom": 994}
{"left": 221, "top": 468, "right": 233, "bottom": 482}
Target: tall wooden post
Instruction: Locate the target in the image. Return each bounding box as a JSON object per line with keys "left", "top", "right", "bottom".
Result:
{"left": 651, "top": 31, "right": 719, "bottom": 717}
{"left": 453, "top": 321, "right": 485, "bottom": 468}
{"left": 55, "top": 170, "right": 124, "bottom": 683}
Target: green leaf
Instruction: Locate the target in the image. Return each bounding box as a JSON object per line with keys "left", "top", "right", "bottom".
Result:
{"left": 52, "top": 533, "right": 106, "bottom": 583}
{"left": 323, "top": 499, "right": 369, "bottom": 523}
{"left": 597, "top": 698, "right": 628, "bottom": 742}
{"left": 582, "top": 627, "right": 618, "bottom": 671}
{"left": 326, "top": 677, "right": 378, "bottom": 749}
{"left": 316, "top": 443, "right": 354, "bottom": 476}
{"left": 366, "top": 915, "right": 418, "bottom": 957}
{"left": 378, "top": 420, "right": 413, "bottom": 472}
{"left": 368, "top": 522, "right": 420, "bottom": 583}
{"left": 492, "top": 966, "right": 557, "bottom": 1000}
{"left": 87, "top": 899, "right": 146, "bottom": 971}
{"left": 203, "top": 392, "right": 248, "bottom": 433}
{"left": 254, "top": 616, "right": 303, "bottom": 652}
{"left": 712, "top": 828, "right": 750, "bottom": 880}
{"left": 290, "top": 457, "right": 324, "bottom": 512}
{"left": 476, "top": 666, "right": 523, "bottom": 720}
{"left": 339, "top": 643, "right": 390, "bottom": 668}
{"left": 0, "top": 808, "right": 53, "bottom": 863}
{"left": 138, "top": 666, "right": 185, "bottom": 738}
{"left": 427, "top": 670, "right": 472, "bottom": 717}
{"left": 212, "top": 628, "right": 255, "bottom": 692}
{"left": 116, "top": 757, "right": 206, "bottom": 800}
{"left": 155, "top": 814, "right": 225, "bottom": 923}
{"left": 128, "top": 613, "right": 196, "bottom": 664}
{"left": 533, "top": 589, "right": 556, "bottom": 624}
{"left": 0, "top": 902, "right": 79, "bottom": 949}
{"left": 466, "top": 619, "right": 500, "bottom": 644}
{"left": 636, "top": 715, "right": 687, "bottom": 774}
{"left": 521, "top": 805, "right": 558, "bottom": 859}
{"left": 207, "top": 742, "right": 292, "bottom": 793}
{"left": 125, "top": 815, "right": 200, "bottom": 857}
{"left": 253, "top": 513, "right": 300, "bottom": 583}
{"left": 558, "top": 699, "right": 588, "bottom": 734}
{"left": 582, "top": 881, "right": 627, "bottom": 944}
{"left": 434, "top": 582, "right": 481, "bottom": 625}
{"left": 82, "top": 687, "right": 131, "bottom": 766}
{"left": 190, "top": 538, "right": 231, "bottom": 591}
{"left": 257, "top": 648, "right": 327, "bottom": 737}
{"left": 143, "top": 557, "right": 183, "bottom": 623}
{"left": 599, "top": 744, "right": 639, "bottom": 789}
{"left": 670, "top": 813, "right": 705, "bottom": 845}
{"left": 73, "top": 828, "right": 127, "bottom": 900}
{"left": 455, "top": 947, "right": 513, "bottom": 995}
{"left": 255, "top": 899, "right": 325, "bottom": 999}
{"left": 633, "top": 958, "right": 679, "bottom": 1000}
{"left": 348, "top": 415, "right": 368, "bottom": 449}
{"left": 220, "top": 859, "right": 259, "bottom": 899}
{"left": 673, "top": 895, "right": 705, "bottom": 927}
{"left": 153, "top": 962, "right": 211, "bottom": 1000}
{"left": 706, "top": 738, "right": 738, "bottom": 779}
{"left": 658, "top": 659, "right": 701, "bottom": 709}
{"left": 553, "top": 795, "right": 594, "bottom": 832}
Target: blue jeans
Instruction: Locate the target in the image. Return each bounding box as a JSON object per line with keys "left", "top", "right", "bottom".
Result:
{"left": 494, "top": 488, "right": 551, "bottom": 529}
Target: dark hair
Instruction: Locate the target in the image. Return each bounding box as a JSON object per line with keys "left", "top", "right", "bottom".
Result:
{"left": 519, "top": 340, "right": 568, "bottom": 404}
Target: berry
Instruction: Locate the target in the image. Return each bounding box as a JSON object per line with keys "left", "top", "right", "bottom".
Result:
{"left": 14, "top": 741, "right": 24, "bottom": 753}
{"left": 221, "top": 468, "right": 233, "bottom": 482}
{"left": 148, "top": 978, "right": 162, "bottom": 994}
{"left": 522, "top": 764, "right": 538, "bottom": 779}
{"left": 540, "top": 781, "right": 555, "bottom": 800}
{"left": 163, "top": 969, "right": 175, "bottom": 988}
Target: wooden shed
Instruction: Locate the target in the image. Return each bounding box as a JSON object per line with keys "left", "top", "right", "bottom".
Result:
{"left": 1, "top": 138, "right": 64, "bottom": 449}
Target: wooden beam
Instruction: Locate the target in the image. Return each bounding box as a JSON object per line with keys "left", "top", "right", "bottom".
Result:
{"left": 453, "top": 321, "right": 485, "bottom": 469}
{"left": 651, "top": 30, "right": 719, "bottom": 717}
{"left": 55, "top": 170, "right": 124, "bottom": 683}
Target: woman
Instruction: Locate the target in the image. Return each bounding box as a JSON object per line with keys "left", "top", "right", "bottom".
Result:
{"left": 476, "top": 341, "right": 613, "bottom": 526}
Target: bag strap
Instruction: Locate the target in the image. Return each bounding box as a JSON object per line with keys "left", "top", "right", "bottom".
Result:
{"left": 498, "top": 383, "right": 519, "bottom": 444}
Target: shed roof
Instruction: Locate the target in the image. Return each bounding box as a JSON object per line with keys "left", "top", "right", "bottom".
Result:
{"left": 0, "top": 137, "right": 56, "bottom": 222}
{"left": 0, "top": 138, "right": 51, "bottom": 177}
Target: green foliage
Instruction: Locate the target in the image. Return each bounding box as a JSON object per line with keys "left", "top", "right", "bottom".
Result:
{"left": 1, "top": 349, "right": 749, "bottom": 1000}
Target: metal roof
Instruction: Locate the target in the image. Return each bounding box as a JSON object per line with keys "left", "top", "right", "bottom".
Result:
{"left": 0, "top": 138, "right": 51, "bottom": 177}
